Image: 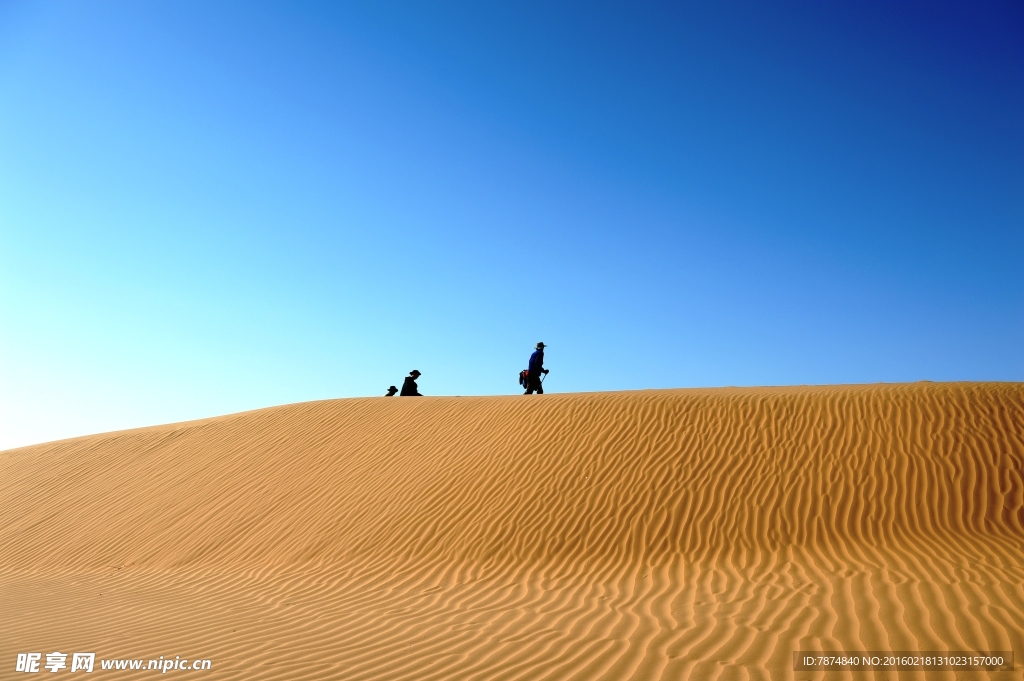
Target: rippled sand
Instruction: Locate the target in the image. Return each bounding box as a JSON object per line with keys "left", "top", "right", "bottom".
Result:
{"left": 2, "top": 383, "right": 1022, "bottom": 679}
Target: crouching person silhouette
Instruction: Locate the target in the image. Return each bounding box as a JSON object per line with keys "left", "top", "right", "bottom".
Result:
{"left": 400, "top": 370, "right": 422, "bottom": 396}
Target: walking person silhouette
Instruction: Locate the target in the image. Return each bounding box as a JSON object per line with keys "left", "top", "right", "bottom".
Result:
{"left": 524, "top": 343, "right": 548, "bottom": 394}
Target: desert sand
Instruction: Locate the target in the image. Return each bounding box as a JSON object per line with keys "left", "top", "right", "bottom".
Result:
{"left": 2, "top": 382, "right": 1022, "bottom": 679}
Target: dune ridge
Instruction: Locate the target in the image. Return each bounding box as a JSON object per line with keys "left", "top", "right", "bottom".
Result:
{"left": 2, "top": 383, "right": 1023, "bottom": 679}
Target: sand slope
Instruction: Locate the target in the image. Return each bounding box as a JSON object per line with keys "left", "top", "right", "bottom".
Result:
{"left": 2, "top": 383, "right": 1022, "bottom": 679}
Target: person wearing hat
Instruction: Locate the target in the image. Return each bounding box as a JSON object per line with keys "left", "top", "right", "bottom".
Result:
{"left": 385, "top": 385, "right": 398, "bottom": 397}
{"left": 524, "top": 343, "right": 549, "bottom": 394}
{"left": 400, "top": 370, "right": 422, "bottom": 396}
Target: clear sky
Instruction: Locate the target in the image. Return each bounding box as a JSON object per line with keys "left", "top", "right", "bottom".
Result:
{"left": 1, "top": 1, "right": 1021, "bottom": 450}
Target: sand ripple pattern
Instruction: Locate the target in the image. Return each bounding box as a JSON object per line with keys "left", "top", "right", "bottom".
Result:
{"left": 2, "top": 383, "right": 1022, "bottom": 679}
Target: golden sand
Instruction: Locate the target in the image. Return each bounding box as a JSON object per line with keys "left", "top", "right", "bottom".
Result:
{"left": 2, "top": 383, "right": 1022, "bottom": 679}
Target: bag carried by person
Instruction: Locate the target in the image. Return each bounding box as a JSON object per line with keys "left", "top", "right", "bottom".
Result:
{"left": 518, "top": 369, "right": 529, "bottom": 388}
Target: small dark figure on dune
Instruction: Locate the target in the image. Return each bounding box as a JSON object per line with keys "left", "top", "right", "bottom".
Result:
{"left": 400, "top": 370, "right": 422, "bottom": 396}
{"left": 385, "top": 386, "right": 398, "bottom": 397}
{"left": 524, "top": 343, "right": 549, "bottom": 394}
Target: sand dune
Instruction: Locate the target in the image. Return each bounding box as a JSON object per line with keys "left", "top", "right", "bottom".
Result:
{"left": 2, "top": 383, "right": 1022, "bottom": 679}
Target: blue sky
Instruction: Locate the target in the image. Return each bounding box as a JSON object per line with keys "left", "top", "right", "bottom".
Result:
{"left": 1, "top": 1, "right": 1021, "bottom": 449}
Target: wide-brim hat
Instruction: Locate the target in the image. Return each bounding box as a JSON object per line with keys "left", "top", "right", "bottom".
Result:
{"left": 410, "top": 370, "right": 421, "bottom": 376}
{"left": 536, "top": 342, "right": 546, "bottom": 348}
